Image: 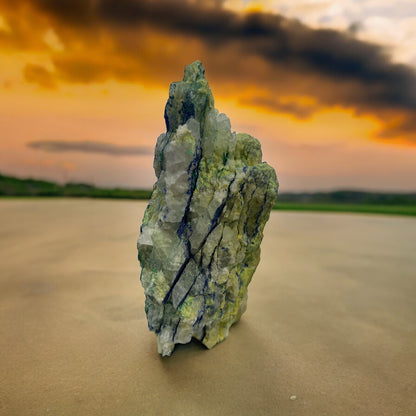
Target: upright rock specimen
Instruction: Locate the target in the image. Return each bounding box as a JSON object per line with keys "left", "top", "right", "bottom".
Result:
{"left": 137, "top": 61, "right": 278, "bottom": 356}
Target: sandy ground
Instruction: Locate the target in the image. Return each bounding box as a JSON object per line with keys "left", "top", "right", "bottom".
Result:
{"left": 0, "top": 199, "right": 415, "bottom": 416}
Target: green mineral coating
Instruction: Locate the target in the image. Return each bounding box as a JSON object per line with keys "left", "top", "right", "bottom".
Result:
{"left": 137, "top": 61, "right": 279, "bottom": 356}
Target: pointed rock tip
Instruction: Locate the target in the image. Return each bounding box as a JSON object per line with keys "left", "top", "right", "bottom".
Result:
{"left": 183, "top": 60, "right": 206, "bottom": 82}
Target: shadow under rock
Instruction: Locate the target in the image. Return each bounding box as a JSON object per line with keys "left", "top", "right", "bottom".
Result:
{"left": 169, "top": 337, "right": 208, "bottom": 356}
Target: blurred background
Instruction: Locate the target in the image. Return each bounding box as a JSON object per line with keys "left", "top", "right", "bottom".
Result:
{"left": 1, "top": 3, "right": 416, "bottom": 415}
{"left": 1, "top": 0, "right": 416, "bottom": 194}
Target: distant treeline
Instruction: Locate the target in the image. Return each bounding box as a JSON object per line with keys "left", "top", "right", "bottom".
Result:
{"left": 1, "top": 173, "right": 416, "bottom": 206}
{"left": 0, "top": 173, "right": 152, "bottom": 199}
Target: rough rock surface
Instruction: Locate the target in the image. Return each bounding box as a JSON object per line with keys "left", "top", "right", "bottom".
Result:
{"left": 137, "top": 61, "right": 278, "bottom": 356}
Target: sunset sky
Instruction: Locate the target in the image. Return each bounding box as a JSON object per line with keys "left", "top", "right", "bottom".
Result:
{"left": 1, "top": 0, "right": 416, "bottom": 191}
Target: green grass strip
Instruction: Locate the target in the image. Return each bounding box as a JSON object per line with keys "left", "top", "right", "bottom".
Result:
{"left": 273, "top": 203, "right": 416, "bottom": 217}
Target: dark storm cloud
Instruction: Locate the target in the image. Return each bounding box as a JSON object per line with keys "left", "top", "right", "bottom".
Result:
{"left": 34, "top": 0, "right": 416, "bottom": 112}
{"left": 27, "top": 140, "right": 152, "bottom": 156}
{"left": 30, "top": 0, "right": 95, "bottom": 24}
{"left": 137, "top": 2, "right": 415, "bottom": 107}
{"left": 9, "top": 0, "right": 416, "bottom": 140}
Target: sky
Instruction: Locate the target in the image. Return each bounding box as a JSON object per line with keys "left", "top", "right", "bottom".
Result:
{"left": 1, "top": 0, "right": 416, "bottom": 192}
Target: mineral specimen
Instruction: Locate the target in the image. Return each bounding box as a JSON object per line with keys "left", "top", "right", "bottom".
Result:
{"left": 137, "top": 61, "right": 278, "bottom": 356}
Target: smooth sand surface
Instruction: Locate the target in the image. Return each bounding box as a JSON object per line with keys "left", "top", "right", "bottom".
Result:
{"left": 0, "top": 199, "right": 415, "bottom": 416}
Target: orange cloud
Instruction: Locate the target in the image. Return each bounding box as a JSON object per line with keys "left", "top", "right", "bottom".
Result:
{"left": 23, "top": 63, "right": 56, "bottom": 89}
{"left": 1, "top": 0, "right": 416, "bottom": 145}
{"left": 238, "top": 94, "right": 318, "bottom": 119}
